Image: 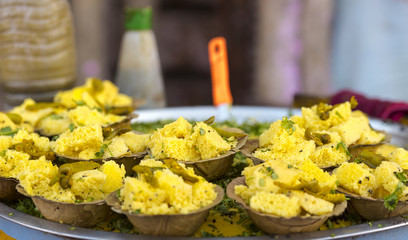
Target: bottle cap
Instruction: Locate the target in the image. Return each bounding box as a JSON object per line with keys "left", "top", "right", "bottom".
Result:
{"left": 125, "top": 6, "right": 152, "bottom": 30}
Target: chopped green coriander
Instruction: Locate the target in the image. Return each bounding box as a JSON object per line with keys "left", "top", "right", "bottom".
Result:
{"left": 281, "top": 116, "right": 295, "bottom": 135}
{"left": 327, "top": 219, "right": 334, "bottom": 229}
{"left": 74, "top": 100, "right": 86, "bottom": 106}
{"left": 69, "top": 123, "right": 75, "bottom": 132}
{"left": 265, "top": 166, "right": 279, "bottom": 180}
{"left": 0, "top": 126, "right": 19, "bottom": 136}
{"left": 201, "top": 230, "right": 216, "bottom": 237}
{"left": 384, "top": 181, "right": 404, "bottom": 210}
{"left": 259, "top": 178, "right": 265, "bottom": 187}
{"left": 199, "top": 127, "right": 205, "bottom": 136}
{"left": 8, "top": 212, "right": 13, "bottom": 216}
{"left": 336, "top": 141, "right": 352, "bottom": 157}
{"left": 395, "top": 172, "right": 408, "bottom": 186}
{"left": 70, "top": 227, "right": 76, "bottom": 230}
{"left": 49, "top": 114, "right": 64, "bottom": 120}
{"left": 95, "top": 143, "right": 113, "bottom": 158}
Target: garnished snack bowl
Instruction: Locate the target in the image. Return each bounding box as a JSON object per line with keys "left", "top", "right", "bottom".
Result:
{"left": 105, "top": 185, "right": 224, "bottom": 236}
{"left": 227, "top": 177, "right": 347, "bottom": 234}
{"left": 0, "top": 177, "right": 24, "bottom": 201}
{"left": 16, "top": 184, "right": 112, "bottom": 227}
{"left": 183, "top": 127, "right": 248, "bottom": 180}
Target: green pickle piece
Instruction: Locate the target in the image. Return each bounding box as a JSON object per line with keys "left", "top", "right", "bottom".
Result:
{"left": 59, "top": 161, "right": 100, "bottom": 189}
{"left": 163, "top": 158, "right": 199, "bottom": 183}
{"left": 6, "top": 113, "right": 22, "bottom": 124}
{"left": 305, "top": 128, "right": 331, "bottom": 146}
{"left": 355, "top": 150, "right": 385, "bottom": 169}
{"left": 11, "top": 139, "right": 55, "bottom": 160}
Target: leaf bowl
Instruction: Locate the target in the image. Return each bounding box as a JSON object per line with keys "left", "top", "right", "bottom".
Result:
{"left": 16, "top": 184, "right": 112, "bottom": 227}
{"left": 226, "top": 177, "right": 347, "bottom": 234}
{"left": 105, "top": 185, "right": 224, "bottom": 236}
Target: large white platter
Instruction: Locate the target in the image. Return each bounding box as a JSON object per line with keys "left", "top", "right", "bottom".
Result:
{"left": 2, "top": 106, "right": 408, "bottom": 240}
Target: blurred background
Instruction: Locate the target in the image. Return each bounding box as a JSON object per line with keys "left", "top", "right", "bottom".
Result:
{"left": 1, "top": 0, "right": 408, "bottom": 108}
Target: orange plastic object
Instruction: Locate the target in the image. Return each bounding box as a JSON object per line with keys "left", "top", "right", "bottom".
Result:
{"left": 208, "top": 37, "right": 233, "bottom": 106}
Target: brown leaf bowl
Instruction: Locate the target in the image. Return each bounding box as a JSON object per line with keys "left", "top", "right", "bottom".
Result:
{"left": 0, "top": 177, "right": 24, "bottom": 201}
{"left": 337, "top": 187, "right": 408, "bottom": 221}
{"left": 240, "top": 138, "right": 264, "bottom": 165}
{"left": 226, "top": 177, "right": 347, "bottom": 234}
{"left": 105, "top": 185, "right": 224, "bottom": 236}
{"left": 16, "top": 184, "right": 112, "bottom": 227}
{"left": 59, "top": 150, "right": 147, "bottom": 176}
{"left": 179, "top": 127, "right": 248, "bottom": 181}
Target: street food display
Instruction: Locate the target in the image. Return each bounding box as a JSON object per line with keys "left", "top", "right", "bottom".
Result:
{"left": 2, "top": 80, "right": 408, "bottom": 239}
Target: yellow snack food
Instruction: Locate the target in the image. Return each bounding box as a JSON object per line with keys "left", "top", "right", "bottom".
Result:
{"left": 254, "top": 100, "right": 383, "bottom": 167}
{"left": 10, "top": 98, "right": 55, "bottom": 127}
{"left": 290, "top": 190, "right": 334, "bottom": 215}
{"left": 235, "top": 159, "right": 342, "bottom": 218}
{"left": 254, "top": 119, "right": 316, "bottom": 166}
{"left": 18, "top": 160, "right": 125, "bottom": 203}
{"left": 119, "top": 159, "right": 217, "bottom": 215}
{"left": 302, "top": 102, "right": 352, "bottom": 131}
{"left": 36, "top": 112, "right": 71, "bottom": 136}
{"left": 333, "top": 162, "right": 378, "bottom": 198}
{"left": 12, "top": 129, "right": 52, "bottom": 153}
{"left": 146, "top": 117, "right": 236, "bottom": 161}
{"left": 388, "top": 148, "right": 408, "bottom": 170}
{"left": 0, "top": 113, "right": 17, "bottom": 130}
{"left": 299, "top": 159, "right": 338, "bottom": 193}
{"left": 52, "top": 125, "right": 103, "bottom": 158}
{"left": 54, "top": 78, "right": 132, "bottom": 111}
{"left": 0, "top": 150, "right": 30, "bottom": 178}
{"left": 250, "top": 191, "right": 301, "bottom": 218}
{"left": 119, "top": 131, "right": 148, "bottom": 153}
{"left": 68, "top": 106, "right": 124, "bottom": 127}
{"left": 53, "top": 124, "right": 146, "bottom": 160}
{"left": 191, "top": 122, "right": 232, "bottom": 160}
{"left": 374, "top": 161, "right": 404, "bottom": 198}
{"left": 17, "top": 156, "right": 60, "bottom": 197}
{"left": 0, "top": 136, "right": 12, "bottom": 152}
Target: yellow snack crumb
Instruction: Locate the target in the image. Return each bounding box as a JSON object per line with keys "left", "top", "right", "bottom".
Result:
{"left": 290, "top": 190, "right": 334, "bottom": 215}
{"left": 119, "top": 131, "right": 148, "bottom": 153}
{"left": 388, "top": 148, "right": 408, "bottom": 170}
{"left": 333, "top": 162, "right": 378, "bottom": 197}
{"left": 52, "top": 125, "right": 103, "bottom": 158}
{"left": 250, "top": 191, "right": 301, "bottom": 218}
{"left": 374, "top": 161, "right": 404, "bottom": 197}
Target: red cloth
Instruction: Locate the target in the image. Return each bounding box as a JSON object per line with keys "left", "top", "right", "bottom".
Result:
{"left": 330, "top": 90, "right": 408, "bottom": 122}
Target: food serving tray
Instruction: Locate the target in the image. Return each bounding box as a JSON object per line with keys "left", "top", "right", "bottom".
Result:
{"left": 2, "top": 106, "right": 408, "bottom": 240}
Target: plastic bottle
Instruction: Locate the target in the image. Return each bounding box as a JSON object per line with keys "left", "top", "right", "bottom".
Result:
{"left": 115, "top": 6, "right": 166, "bottom": 109}
{"left": 0, "top": 0, "right": 77, "bottom": 108}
